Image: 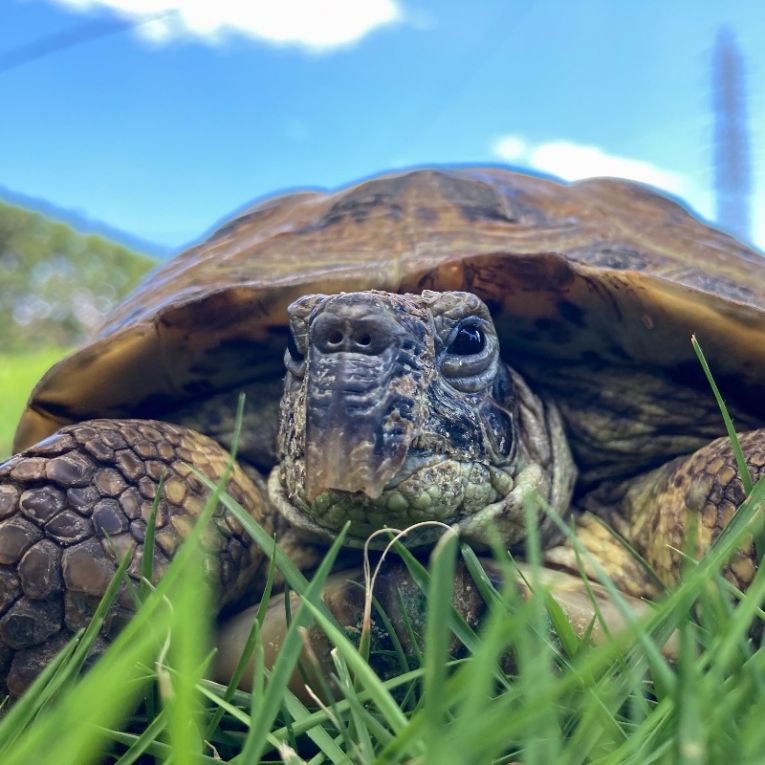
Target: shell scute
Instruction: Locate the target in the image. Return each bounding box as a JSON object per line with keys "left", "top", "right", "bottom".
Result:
{"left": 14, "top": 167, "right": 765, "bottom": 451}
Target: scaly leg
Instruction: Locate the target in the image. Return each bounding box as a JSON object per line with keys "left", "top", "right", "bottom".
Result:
{"left": 546, "top": 430, "right": 764, "bottom": 598}
{"left": 0, "top": 418, "right": 273, "bottom": 697}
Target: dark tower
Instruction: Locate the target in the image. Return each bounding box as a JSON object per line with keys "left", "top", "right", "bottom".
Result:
{"left": 713, "top": 28, "right": 751, "bottom": 243}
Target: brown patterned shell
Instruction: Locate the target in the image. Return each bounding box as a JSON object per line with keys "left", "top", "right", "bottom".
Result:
{"left": 14, "top": 166, "right": 765, "bottom": 452}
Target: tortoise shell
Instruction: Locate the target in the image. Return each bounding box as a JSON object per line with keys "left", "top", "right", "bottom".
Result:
{"left": 15, "top": 166, "right": 765, "bottom": 452}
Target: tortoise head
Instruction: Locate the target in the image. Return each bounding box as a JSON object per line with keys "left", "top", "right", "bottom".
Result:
{"left": 268, "top": 290, "right": 575, "bottom": 548}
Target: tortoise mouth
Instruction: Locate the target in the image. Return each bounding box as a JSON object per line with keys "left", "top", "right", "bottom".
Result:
{"left": 267, "top": 452, "right": 515, "bottom": 548}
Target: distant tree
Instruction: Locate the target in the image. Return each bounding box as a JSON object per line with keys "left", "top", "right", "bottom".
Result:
{"left": 0, "top": 202, "right": 154, "bottom": 352}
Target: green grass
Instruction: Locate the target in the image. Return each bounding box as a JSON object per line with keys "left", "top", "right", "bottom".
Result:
{"left": 2, "top": 472, "right": 765, "bottom": 765}
{"left": 0, "top": 347, "right": 70, "bottom": 458}
{"left": 2, "top": 343, "right": 765, "bottom": 763}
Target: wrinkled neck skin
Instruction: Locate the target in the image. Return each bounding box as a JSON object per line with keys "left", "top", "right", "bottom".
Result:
{"left": 267, "top": 290, "right": 575, "bottom": 550}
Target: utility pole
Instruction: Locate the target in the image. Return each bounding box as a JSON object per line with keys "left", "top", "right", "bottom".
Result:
{"left": 713, "top": 28, "right": 751, "bottom": 243}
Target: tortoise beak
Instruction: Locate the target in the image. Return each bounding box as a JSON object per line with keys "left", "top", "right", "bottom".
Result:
{"left": 304, "top": 419, "right": 410, "bottom": 501}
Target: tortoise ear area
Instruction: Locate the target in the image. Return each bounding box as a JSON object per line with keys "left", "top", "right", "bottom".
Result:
{"left": 285, "top": 294, "right": 329, "bottom": 375}
{"left": 287, "top": 293, "right": 329, "bottom": 325}
{"left": 481, "top": 366, "right": 517, "bottom": 461}
{"left": 480, "top": 400, "right": 515, "bottom": 460}
{"left": 286, "top": 293, "right": 329, "bottom": 346}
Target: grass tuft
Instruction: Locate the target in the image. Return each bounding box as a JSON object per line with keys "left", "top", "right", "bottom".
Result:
{"left": 3, "top": 346, "right": 765, "bottom": 763}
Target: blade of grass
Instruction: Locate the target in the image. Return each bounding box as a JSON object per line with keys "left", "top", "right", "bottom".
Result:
{"left": 205, "top": 539, "right": 278, "bottom": 741}
{"left": 691, "top": 335, "right": 752, "bottom": 493}
{"left": 298, "top": 598, "right": 410, "bottom": 739}
{"left": 675, "top": 621, "right": 705, "bottom": 765}
{"left": 162, "top": 531, "right": 211, "bottom": 765}
{"left": 331, "top": 648, "right": 376, "bottom": 761}
{"left": 422, "top": 528, "right": 458, "bottom": 765}
{"left": 100, "top": 728, "right": 223, "bottom": 765}
{"left": 282, "top": 683, "right": 352, "bottom": 763}
{"left": 111, "top": 710, "right": 167, "bottom": 765}
{"left": 692, "top": 335, "right": 765, "bottom": 565}
{"left": 238, "top": 522, "right": 350, "bottom": 763}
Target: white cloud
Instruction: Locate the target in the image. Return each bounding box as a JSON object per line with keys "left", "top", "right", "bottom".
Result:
{"left": 49, "top": 0, "right": 404, "bottom": 51}
{"left": 491, "top": 134, "right": 765, "bottom": 252}
{"left": 491, "top": 135, "right": 686, "bottom": 196}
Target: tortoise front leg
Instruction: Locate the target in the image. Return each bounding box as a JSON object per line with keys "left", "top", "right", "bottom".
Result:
{"left": 546, "top": 430, "right": 764, "bottom": 598}
{"left": 0, "top": 419, "right": 273, "bottom": 698}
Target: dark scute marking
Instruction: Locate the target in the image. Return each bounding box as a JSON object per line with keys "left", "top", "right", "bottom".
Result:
{"left": 681, "top": 271, "right": 756, "bottom": 302}
{"left": 436, "top": 174, "right": 517, "bottom": 224}
{"left": 580, "top": 273, "right": 624, "bottom": 321}
{"left": 30, "top": 400, "right": 75, "bottom": 422}
{"left": 412, "top": 271, "right": 440, "bottom": 292}
{"left": 206, "top": 196, "right": 293, "bottom": 242}
{"left": 182, "top": 380, "right": 216, "bottom": 397}
{"left": 416, "top": 206, "right": 439, "bottom": 223}
{"left": 482, "top": 297, "right": 503, "bottom": 318}
{"left": 581, "top": 350, "right": 604, "bottom": 366}
{"left": 478, "top": 175, "right": 556, "bottom": 225}
{"left": 533, "top": 317, "right": 573, "bottom": 344}
{"left": 323, "top": 177, "right": 412, "bottom": 227}
{"left": 558, "top": 300, "right": 586, "bottom": 328}
{"left": 607, "top": 344, "right": 631, "bottom": 362}
{"left": 194, "top": 338, "right": 279, "bottom": 361}
{"left": 669, "top": 360, "right": 708, "bottom": 390}
{"left": 513, "top": 329, "right": 542, "bottom": 343}
{"left": 568, "top": 245, "right": 648, "bottom": 270}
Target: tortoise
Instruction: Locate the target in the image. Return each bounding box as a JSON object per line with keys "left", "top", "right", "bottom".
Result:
{"left": 2, "top": 166, "right": 765, "bottom": 698}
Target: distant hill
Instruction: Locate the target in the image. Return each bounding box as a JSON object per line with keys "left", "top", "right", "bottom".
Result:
{"left": 0, "top": 186, "right": 174, "bottom": 260}
{"left": 0, "top": 201, "right": 156, "bottom": 352}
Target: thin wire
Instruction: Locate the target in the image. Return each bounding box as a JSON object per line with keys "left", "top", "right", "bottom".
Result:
{"left": 0, "top": 9, "right": 177, "bottom": 75}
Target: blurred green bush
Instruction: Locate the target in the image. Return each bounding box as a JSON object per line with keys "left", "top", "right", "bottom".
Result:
{"left": 0, "top": 203, "right": 155, "bottom": 457}
{"left": 0, "top": 202, "right": 154, "bottom": 352}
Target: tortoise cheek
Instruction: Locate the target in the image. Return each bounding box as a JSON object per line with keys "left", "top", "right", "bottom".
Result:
{"left": 479, "top": 400, "right": 515, "bottom": 461}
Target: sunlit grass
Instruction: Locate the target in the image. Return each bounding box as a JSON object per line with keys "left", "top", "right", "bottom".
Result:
{"left": 1, "top": 343, "right": 764, "bottom": 763}
{"left": 5, "top": 473, "right": 763, "bottom": 764}
{"left": 0, "top": 347, "right": 70, "bottom": 458}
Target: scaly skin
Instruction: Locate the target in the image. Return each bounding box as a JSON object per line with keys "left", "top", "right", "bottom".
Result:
{"left": 270, "top": 290, "right": 574, "bottom": 549}
{"left": 0, "top": 289, "right": 762, "bottom": 698}
{"left": 0, "top": 419, "right": 269, "bottom": 697}
{"left": 545, "top": 431, "right": 764, "bottom": 598}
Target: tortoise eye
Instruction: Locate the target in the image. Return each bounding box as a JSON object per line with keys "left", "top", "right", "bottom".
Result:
{"left": 287, "top": 331, "right": 304, "bottom": 362}
{"left": 448, "top": 323, "right": 485, "bottom": 356}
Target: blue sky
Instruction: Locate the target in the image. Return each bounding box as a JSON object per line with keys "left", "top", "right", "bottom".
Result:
{"left": 2, "top": 0, "right": 764, "bottom": 252}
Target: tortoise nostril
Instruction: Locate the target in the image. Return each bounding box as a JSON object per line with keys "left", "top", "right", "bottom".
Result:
{"left": 312, "top": 304, "right": 406, "bottom": 356}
